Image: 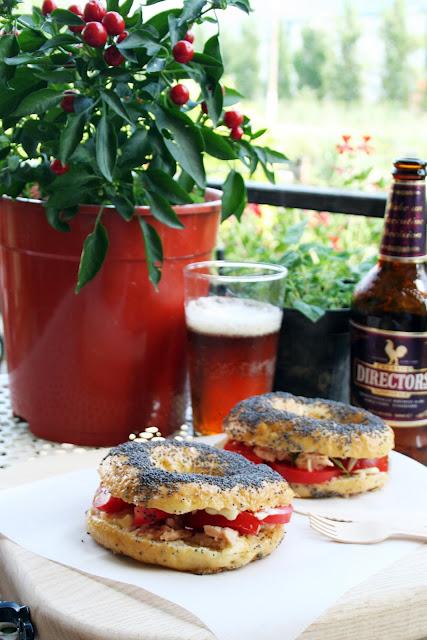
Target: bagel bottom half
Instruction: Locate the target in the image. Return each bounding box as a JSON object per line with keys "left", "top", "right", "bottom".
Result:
{"left": 292, "top": 471, "right": 388, "bottom": 499}
{"left": 87, "top": 510, "right": 284, "bottom": 574}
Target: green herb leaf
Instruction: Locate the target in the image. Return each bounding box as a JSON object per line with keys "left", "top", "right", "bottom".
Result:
{"left": 292, "top": 299, "right": 325, "bottom": 322}
{"left": 330, "top": 458, "right": 351, "bottom": 475}
{"left": 96, "top": 115, "right": 117, "bottom": 182}
{"left": 59, "top": 113, "right": 86, "bottom": 164}
{"left": 221, "top": 170, "right": 246, "bottom": 221}
{"left": 139, "top": 218, "right": 163, "bottom": 287}
{"left": 76, "top": 217, "right": 109, "bottom": 292}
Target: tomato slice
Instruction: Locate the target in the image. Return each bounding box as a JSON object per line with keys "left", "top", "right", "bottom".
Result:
{"left": 254, "top": 505, "right": 293, "bottom": 524}
{"left": 224, "top": 439, "right": 264, "bottom": 464}
{"left": 93, "top": 487, "right": 129, "bottom": 513}
{"left": 271, "top": 462, "right": 342, "bottom": 484}
{"left": 343, "top": 456, "right": 389, "bottom": 472}
{"left": 186, "top": 510, "right": 262, "bottom": 536}
{"left": 133, "top": 506, "right": 168, "bottom": 528}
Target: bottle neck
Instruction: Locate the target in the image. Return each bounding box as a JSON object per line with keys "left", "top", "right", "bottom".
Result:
{"left": 379, "top": 179, "right": 426, "bottom": 264}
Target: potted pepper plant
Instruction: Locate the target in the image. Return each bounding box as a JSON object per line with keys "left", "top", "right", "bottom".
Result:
{"left": 0, "top": 0, "right": 286, "bottom": 445}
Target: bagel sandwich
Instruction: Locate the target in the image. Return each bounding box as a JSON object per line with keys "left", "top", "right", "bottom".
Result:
{"left": 87, "top": 440, "right": 294, "bottom": 574}
{"left": 223, "top": 392, "right": 394, "bottom": 498}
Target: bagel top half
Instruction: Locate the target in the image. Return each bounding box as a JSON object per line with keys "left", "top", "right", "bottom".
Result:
{"left": 224, "top": 392, "right": 394, "bottom": 459}
{"left": 98, "top": 440, "right": 293, "bottom": 515}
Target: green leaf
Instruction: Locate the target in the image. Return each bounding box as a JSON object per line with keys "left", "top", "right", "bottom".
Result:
{"left": 144, "top": 187, "right": 184, "bottom": 229}
{"left": 117, "top": 28, "right": 161, "bottom": 56}
{"left": 203, "top": 35, "right": 221, "bottom": 63}
{"left": 139, "top": 218, "right": 163, "bottom": 287}
{"left": 292, "top": 299, "right": 325, "bottom": 322}
{"left": 40, "top": 34, "right": 78, "bottom": 50}
{"left": 47, "top": 172, "right": 100, "bottom": 208}
{"left": 145, "top": 8, "right": 180, "bottom": 38}
{"left": 168, "top": 14, "right": 187, "bottom": 46}
{"left": 119, "top": 129, "right": 149, "bottom": 169}
{"left": 111, "top": 194, "right": 134, "bottom": 221}
{"left": 32, "top": 68, "right": 75, "bottom": 83}
{"left": 221, "top": 170, "right": 246, "bottom": 221}
{"left": 146, "top": 168, "right": 192, "bottom": 204}
{"left": 177, "top": 170, "right": 195, "bottom": 193}
{"left": 153, "top": 105, "right": 206, "bottom": 188}
{"left": 0, "top": 35, "right": 19, "bottom": 81}
{"left": 202, "top": 81, "right": 223, "bottom": 126}
{"left": 73, "top": 95, "right": 94, "bottom": 113}
{"left": 100, "top": 89, "right": 132, "bottom": 124}
{"left": 51, "top": 8, "right": 85, "bottom": 25}
{"left": 45, "top": 206, "right": 71, "bottom": 232}
{"left": 0, "top": 145, "right": 11, "bottom": 161}
{"left": 59, "top": 113, "right": 86, "bottom": 164}
{"left": 17, "top": 29, "right": 46, "bottom": 52}
{"left": 223, "top": 86, "right": 243, "bottom": 107}
{"left": 200, "top": 127, "right": 236, "bottom": 160}
{"left": 225, "top": 0, "right": 251, "bottom": 12}
{"left": 192, "top": 52, "right": 223, "bottom": 79}
{"left": 284, "top": 222, "right": 307, "bottom": 246}
{"left": 13, "top": 88, "right": 62, "bottom": 117}
{"left": 76, "top": 217, "right": 109, "bottom": 293}
{"left": 178, "top": 0, "right": 208, "bottom": 25}
{"left": 262, "top": 146, "right": 289, "bottom": 163}
{"left": 96, "top": 115, "right": 117, "bottom": 182}
{"left": 5, "top": 52, "right": 42, "bottom": 65}
{"left": 117, "top": 0, "right": 133, "bottom": 17}
{"left": 125, "top": 6, "right": 143, "bottom": 28}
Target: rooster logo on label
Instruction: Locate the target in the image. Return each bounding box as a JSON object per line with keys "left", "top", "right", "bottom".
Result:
{"left": 384, "top": 339, "right": 408, "bottom": 366}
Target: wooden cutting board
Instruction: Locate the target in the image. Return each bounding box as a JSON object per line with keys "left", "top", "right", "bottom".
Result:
{"left": 1, "top": 452, "right": 427, "bottom": 640}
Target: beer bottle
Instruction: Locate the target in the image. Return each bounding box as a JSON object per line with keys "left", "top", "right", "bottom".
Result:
{"left": 350, "top": 156, "right": 427, "bottom": 464}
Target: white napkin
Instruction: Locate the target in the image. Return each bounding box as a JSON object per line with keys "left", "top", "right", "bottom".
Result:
{"left": 0, "top": 451, "right": 426, "bottom": 640}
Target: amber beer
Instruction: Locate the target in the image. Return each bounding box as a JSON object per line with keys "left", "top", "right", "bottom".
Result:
{"left": 350, "top": 157, "right": 427, "bottom": 464}
{"left": 186, "top": 296, "right": 283, "bottom": 435}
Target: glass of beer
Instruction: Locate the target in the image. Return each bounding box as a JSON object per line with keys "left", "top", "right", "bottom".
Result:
{"left": 184, "top": 261, "right": 287, "bottom": 435}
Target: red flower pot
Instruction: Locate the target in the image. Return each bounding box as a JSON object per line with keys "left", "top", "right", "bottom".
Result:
{"left": 0, "top": 191, "right": 221, "bottom": 445}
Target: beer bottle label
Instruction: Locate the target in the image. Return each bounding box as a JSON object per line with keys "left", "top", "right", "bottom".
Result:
{"left": 379, "top": 182, "right": 426, "bottom": 262}
{"left": 350, "top": 321, "right": 427, "bottom": 427}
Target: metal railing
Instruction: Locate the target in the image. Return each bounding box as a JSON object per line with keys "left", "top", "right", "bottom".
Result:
{"left": 209, "top": 180, "right": 388, "bottom": 218}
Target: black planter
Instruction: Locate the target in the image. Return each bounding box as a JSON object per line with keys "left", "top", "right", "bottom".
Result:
{"left": 273, "top": 308, "right": 350, "bottom": 402}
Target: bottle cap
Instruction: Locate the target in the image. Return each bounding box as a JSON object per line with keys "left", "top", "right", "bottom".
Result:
{"left": 393, "top": 156, "right": 426, "bottom": 179}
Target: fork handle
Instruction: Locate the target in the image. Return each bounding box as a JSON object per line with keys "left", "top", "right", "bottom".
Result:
{"left": 390, "top": 530, "right": 427, "bottom": 542}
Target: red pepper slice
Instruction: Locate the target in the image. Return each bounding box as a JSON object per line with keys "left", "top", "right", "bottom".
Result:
{"left": 133, "top": 506, "right": 168, "bottom": 527}
{"left": 93, "top": 487, "right": 129, "bottom": 513}
{"left": 271, "top": 462, "right": 342, "bottom": 485}
{"left": 186, "top": 510, "right": 262, "bottom": 536}
{"left": 224, "top": 439, "right": 264, "bottom": 464}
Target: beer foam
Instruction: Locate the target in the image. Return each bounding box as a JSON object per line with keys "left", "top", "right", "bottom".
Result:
{"left": 185, "top": 296, "right": 282, "bottom": 337}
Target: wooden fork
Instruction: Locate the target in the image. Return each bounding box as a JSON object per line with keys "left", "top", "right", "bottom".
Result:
{"left": 309, "top": 513, "right": 427, "bottom": 544}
